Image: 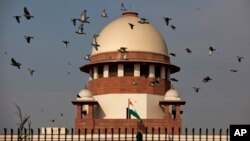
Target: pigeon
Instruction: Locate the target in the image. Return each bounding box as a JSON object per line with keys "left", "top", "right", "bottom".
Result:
{"left": 62, "top": 40, "right": 69, "bottom": 47}
{"left": 50, "top": 119, "right": 55, "bottom": 123}
{"left": 170, "top": 25, "right": 176, "bottom": 30}
{"left": 75, "top": 24, "right": 86, "bottom": 34}
{"left": 13, "top": 16, "right": 21, "bottom": 23}
{"left": 163, "top": 17, "right": 172, "bottom": 26}
{"left": 193, "top": 87, "right": 200, "bottom": 93}
{"left": 128, "top": 23, "right": 134, "bottom": 30}
{"left": 237, "top": 56, "right": 244, "bottom": 62}
{"left": 28, "top": 68, "right": 36, "bottom": 76}
{"left": 101, "top": 9, "right": 108, "bottom": 17}
{"left": 24, "top": 36, "right": 34, "bottom": 43}
{"left": 11, "top": 58, "right": 21, "bottom": 69}
{"left": 230, "top": 69, "right": 238, "bottom": 73}
{"left": 23, "top": 7, "right": 34, "bottom": 20}
{"left": 202, "top": 76, "right": 212, "bottom": 83}
{"left": 120, "top": 3, "right": 127, "bottom": 11}
{"left": 79, "top": 10, "right": 90, "bottom": 23}
{"left": 170, "top": 53, "right": 176, "bottom": 57}
{"left": 84, "top": 55, "right": 90, "bottom": 60}
{"left": 71, "top": 18, "right": 78, "bottom": 26}
{"left": 185, "top": 48, "right": 192, "bottom": 54}
{"left": 91, "top": 34, "right": 100, "bottom": 51}
{"left": 170, "top": 78, "right": 178, "bottom": 82}
{"left": 77, "top": 94, "right": 81, "bottom": 98}
{"left": 138, "top": 18, "right": 149, "bottom": 24}
{"left": 118, "top": 47, "right": 127, "bottom": 53}
{"left": 209, "top": 46, "right": 216, "bottom": 56}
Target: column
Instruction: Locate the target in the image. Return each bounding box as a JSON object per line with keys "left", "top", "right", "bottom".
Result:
{"left": 87, "top": 104, "right": 94, "bottom": 119}
{"left": 103, "top": 64, "right": 109, "bottom": 78}
{"left": 76, "top": 104, "right": 82, "bottom": 119}
{"left": 149, "top": 64, "right": 155, "bottom": 78}
{"left": 134, "top": 64, "right": 140, "bottom": 77}
{"left": 175, "top": 105, "right": 180, "bottom": 121}
{"left": 161, "top": 66, "right": 166, "bottom": 79}
{"left": 163, "top": 105, "right": 170, "bottom": 120}
{"left": 93, "top": 67, "right": 98, "bottom": 79}
{"left": 118, "top": 64, "right": 124, "bottom": 77}
{"left": 89, "top": 69, "right": 93, "bottom": 81}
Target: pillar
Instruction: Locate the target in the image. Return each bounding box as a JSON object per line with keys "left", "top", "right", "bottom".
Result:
{"left": 76, "top": 104, "right": 82, "bottom": 119}
{"left": 161, "top": 66, "right": 166, "bottom": 79}
{"left": 149, "top": 64, "right": 155, "bottom": 78}
{"left": 89, "top": 69, "right": 93, "bottom": 81}
{"left": 103, "top": 64, "right": 109, "bottom": 78}
{"left": 93, "top": 67, "right": 98, "bottom": 79}
{"left": 118, "top": 64, "right": 124, "bottom": 77}
{"left": 134, "top": 64, "right": 140, "bottom": 77}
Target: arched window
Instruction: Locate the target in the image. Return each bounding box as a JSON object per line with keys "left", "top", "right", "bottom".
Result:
{"left": 124, "top": 64, "right": 134, "bottom": 76}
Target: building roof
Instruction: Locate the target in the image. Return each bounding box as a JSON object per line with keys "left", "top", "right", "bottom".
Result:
{"left": 91, "top": 12, "right": 168, "bottom": 56}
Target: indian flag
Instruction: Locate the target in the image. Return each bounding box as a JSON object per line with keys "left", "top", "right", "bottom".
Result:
{"left": 128, "top": 99, "right": 142, "bottom": 121}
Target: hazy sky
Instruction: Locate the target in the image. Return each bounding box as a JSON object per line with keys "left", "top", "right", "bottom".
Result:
{"left": 1, "top": 0, "right": 250, "bottom": 131}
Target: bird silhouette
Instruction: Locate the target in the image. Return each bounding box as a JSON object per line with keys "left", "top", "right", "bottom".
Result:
{"left": 193, "top": 87, "right": 200, "bottom": 93}
{"left": 202, "top": 76, "right": 212, "bottom": 83}
{"left": 163, "top": 17, "right": 172, "bottom": 26}
{"left": 84, "top": 55, "right": 90, "bottom": 60}
{"left": 138, "top": 18, "right": 149, "bottom": 24}
{"left": 230, "top": 69, "right": 238, "bottom": 73}
{"left": 101, "top": 9, "right": 108, "bottom": 17}
{"left": 24, "top": 36, "right": 34, "bottom": 43}
{"left": 237, "top": 56, "right": 244, "bottom": 62}
{"left": 128, "top": 23, "right": 134, "bottom": 30}
{"left": 209, "top": 46, "right": 216, "bottom": 56}
{"left": 23, "top": 7, "right": 34, "bottom": 20}
{"left": 170, "top": 53, "right": 176, "bottom": 57}
{"left": 60, "top": 113, "right": 63, "bottom": 117}
{"left": 71, "top": 18, "right": 78, "bottom": 26}
{"left": 91, "top": 34, "right": 100, "bottom": 51}
{"left": 13, "top": 16, "right": 21, "bottom": 23}
{"left": 28, "top": 68, "right": 36, "bottom": 76}
{"left": 118, "top": 47, "right": 127, "bottom": 53}
{"left": 75, "top": 24, "right": 86, "bottom": 34}
{"left": 62, "top": 40, "right": 69, "bottom": 47}
{"left": 185, "top": 48, "right": 192, "bottom": 54}
{"left": 120, "top": 3, "right": 127, "bottom": 11}
{"left": 11, "top": 58, "right": 21, "bottom": 69}
{"left": 79, "top": 10, "right": 90, "bottom": 23}
{"left": 170, "top": 25, "right": 176, "bottom": 30}
{"left": 170, "top": 78, "right": 178, "bottom": 82}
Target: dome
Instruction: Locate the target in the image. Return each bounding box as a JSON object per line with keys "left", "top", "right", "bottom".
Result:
{"left": 164, "top": 88, "right": 181, "bottom": 101}
{"left": 77, "top": 88, "right": 94, "bottom": 100}
{"left": 91, "top": 12, "right": 168, "bottom": 55}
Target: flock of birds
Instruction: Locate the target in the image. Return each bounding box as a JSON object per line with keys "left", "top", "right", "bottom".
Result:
{"left": 168, "top": 45, "right": 244, "bottom": 93}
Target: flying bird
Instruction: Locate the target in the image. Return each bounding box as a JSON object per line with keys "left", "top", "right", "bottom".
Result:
{"left": 170, "top": 78, "right": 178, "bottom": 82}
{"left": 62, "top": 40, "right": 69, "bottom": 47}
{"left": 209, "top": 46, "right": 216, "bottom": 56}
{"left": 128, "top": 23, "right": 134, "bottom": 29}
{"left": 163, "top": 17, "right": 172, "bottom": 26}
{"left": 237, "top": 56, "right": 244, "bottom": 62}
{"left": 79, "top": 10, "right": 90, "bottom": 23}
{"left": 120, "top": 3, "right": 127, "bottom": 11}
{"left": 24, "top": 36, "right": 34, "bottom": 43}
{"left": 230, "top": 69, "right": 238, "bottom": 73}
{"left": 50, "top": 119, "right": 55, "bottom": 123}
{"left": 28, "top": 68, "right": 36, "bottom": 76}
{"left": 138, "top": 18, "right": 149, "bottom": 24}
{"left": 101, "top": 9, "right": 108, "bottom": 17}
{"left": 169, "top": 53, "right": 176, "bottom": 57}
{"left": 11, "top": 58, "right": 21, "bottom": 69}
{"left": 84, "top": 55, "right": 90, "bottom": 60}
{"left": 185, "top": 48, "right": 192, "bottom": 54}
{"left": 202, "top": 76, "right": 212, "bottom": 83}
{"left": 13, "top": 16, "right": 21, "bottom": 23}
{"left": 60, "top": 113, "right": 63, "bottom": 117}
{"left": 193, "top": 87, "right": 200, "bottom": 93}
{"left": 71, "top": 18, "right": 78, "bottom": 26}
{"left": 75, "top": 24, "right": 86, "bottom": 34}
{"left": 23, "top": 7, "right": 34, "bottom": 20}
{"left": 170, "top": 25, "right": 176, "bottom": 30}
{"left": 118, "top": 47, "right": 127, "bottom": 53}
{"left": 91, "top": 34, "right": 100, "bottom": 51}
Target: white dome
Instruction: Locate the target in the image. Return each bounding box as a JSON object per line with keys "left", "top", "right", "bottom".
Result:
{"left": 91, "top": 12, "right": 168, "bottom": 55}
{"left": 164, "top": 89, "right": 181, "bottom": 101}
{"left": 77, "top": 89, "right": 94, "bottom": 100}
